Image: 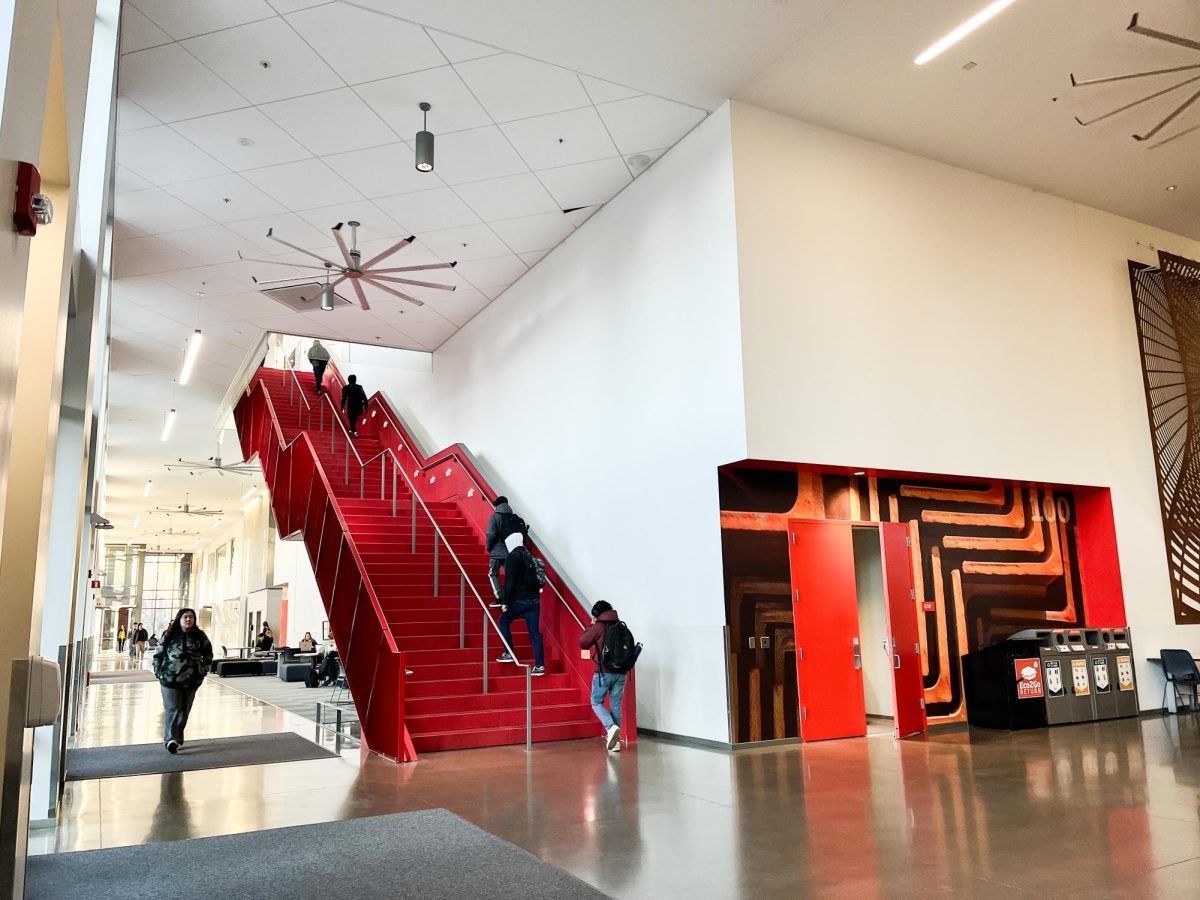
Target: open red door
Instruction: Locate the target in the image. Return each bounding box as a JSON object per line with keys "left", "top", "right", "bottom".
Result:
{"left": 787, "top": 520, "right": 866, "bottom": 741}
{"left": 880, "top": 522, "right": 926, "bottom": 737}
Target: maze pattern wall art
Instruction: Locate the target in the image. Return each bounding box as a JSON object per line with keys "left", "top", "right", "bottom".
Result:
{"left": 719, "top": 467, "right": 1084, "bottom": 732}
{"left": 1130, "top": 252, "right": 1200, "bottom": 625}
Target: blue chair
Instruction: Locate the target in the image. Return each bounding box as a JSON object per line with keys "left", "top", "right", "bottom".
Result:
{"left": 1160, "top": 649, "right": 1200, "bottom": 712}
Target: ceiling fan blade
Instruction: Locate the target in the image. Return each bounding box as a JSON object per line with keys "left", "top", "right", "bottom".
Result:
{"left": 237, "top": 251, "right": 332, "bottom": 272}
{"left": 251, "top": 274, "right": 334, "bottom": 288}
{"left": 371, "top": 275, "right": 456, "bottom": 291}
{"left": 351, "top": 279, "right": 372, "bottom": 311}
{"left": 332, "top": 227, "right": 355, "bottom": 269}
{"left": 1133, "top": 86, "right": 1200, "bottom": 140}
{"left": 265, "top": 228, "right": 343, "bottom": 268}
{"left": 364, "top": 278, "right": 424, "bottom": 307}
{"left": 360, "top": 235, "right": 415, "bottom": 271}
{"left": 1127, "top": 13, "right": 1200, "bottom": 53}
{"left": 371, "top": 262, "right": 458, "bottom": 274}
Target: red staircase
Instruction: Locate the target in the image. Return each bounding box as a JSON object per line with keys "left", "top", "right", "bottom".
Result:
{"left": 234, "top": 364, "right": 633, "bottom": 759}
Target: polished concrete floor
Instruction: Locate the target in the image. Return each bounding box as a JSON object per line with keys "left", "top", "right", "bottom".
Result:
{"left": 35, "top": 657, "right": 1200, "bottom": 898}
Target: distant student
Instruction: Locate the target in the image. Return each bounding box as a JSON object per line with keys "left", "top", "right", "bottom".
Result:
{"left": 494, "top": 532, "right": 545, "bottom": 676}
{"left": 485, "top": 496, "right": 525, "bottom": 606}
{"left": 308, "top": 340, "right": 330, "bottom": 395}
{"left": 116, "top": 626, "right": 126, "bottom": 653}
{"left": 298, "top": 631, "right": 317, "bottom": 652}
{"left": 340, "top": 375, "right": 368, "bottom": 437}
{"left": 579, "top": 601, "right": 638, "bottom": 753}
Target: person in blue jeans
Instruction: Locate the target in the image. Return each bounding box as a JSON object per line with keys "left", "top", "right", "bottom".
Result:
{"left": 579, "top": 600, "right": 625, "bottom": 752}
{"left": 495, "top": 532, "right": 545, "bottom": 675}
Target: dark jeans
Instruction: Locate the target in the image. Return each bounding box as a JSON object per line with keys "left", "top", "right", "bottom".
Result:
{"left": 498, "top": 602, "right": 544, "bottom": 668}
{"left": 160, "top": 684, "right": 197, "bottom": 745}
{"left": 488, "top": 558, "right": 504, "bottom": 598}
{"left": 345, "top": 405, "right": 364, "bottom": 435}
{"left": 311, "top": 359, "right": 328, "bottom": 394}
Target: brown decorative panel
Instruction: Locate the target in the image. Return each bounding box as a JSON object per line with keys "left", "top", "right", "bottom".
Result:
{"left": 1130, "top": 252, "right": 1200, "bottom": 624}
{"left": 719, "top": 467, "right": 1083, "bottom": 731}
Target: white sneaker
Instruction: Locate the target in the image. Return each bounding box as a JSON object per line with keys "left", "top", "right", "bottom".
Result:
{"left": 606, "top": 724, "right": 621, "bottom": 751}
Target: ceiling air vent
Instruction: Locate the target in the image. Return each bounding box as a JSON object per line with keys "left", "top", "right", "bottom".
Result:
{"left": 260, "top": 283, "right": 352, "bottom": 313}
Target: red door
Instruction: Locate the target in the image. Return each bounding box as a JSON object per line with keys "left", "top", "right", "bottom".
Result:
{"left": 787, "top": 520, "right": 866, "bottom": 741}
{"left": 880, "top": 522, "right": 927, "bottom": 737}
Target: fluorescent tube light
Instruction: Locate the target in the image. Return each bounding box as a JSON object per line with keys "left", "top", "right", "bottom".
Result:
{"left": 143, "top": 479, "right": 153, "bottom": 497}
{"left": 242, "top": 497, "right": 259, "bottom": 513}
{"left": 133, "top": 516, "right": 140, "bottom": 529}
{"left": 914, "top": 0, "right": 1020, "bottom": 66}
{"left": 179, "top": 330, "right": 203, "bottom": 385}
{"left": 211, "top": 517, "right": 222, "bottom": 530}
{"left": 160, "top": 408, "right": 176, "bottom": 442}
{"left": 240, "top": 485, "right": 256, "bottom": 503}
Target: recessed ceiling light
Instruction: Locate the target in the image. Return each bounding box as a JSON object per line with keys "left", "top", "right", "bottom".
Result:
{"left": 962, "top": 61, "right": 978, "bottom": 71}
{"left": 1166, "top": 184, "right": 1178, "bottom": 191}
{"left": 853, "top": 470, "right": 866, "bottom": 476}
{"left": 914, "top": 0, "right": 1021, "bottom": 66}
{"left": 238, "top": 137, "right": 255, "bottom": 147}
{"left": 628, "top": 153, "right": 652, "bottom": 169}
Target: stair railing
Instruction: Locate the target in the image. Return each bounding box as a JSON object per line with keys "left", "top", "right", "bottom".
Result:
{"left": 285, "top": 361, "right": 313, "bottom": 431}
{"left": 314, "top": 384, "right": 536, "bottom": 749}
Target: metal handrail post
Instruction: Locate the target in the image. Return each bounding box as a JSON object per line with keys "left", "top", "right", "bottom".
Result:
{"left": 391, "top": 464, "right": 397, "bottom": 516}
{"left": 380, "top": 455, "right": 385, "bottom": 500}
{"left": 433, "top": 534, "right": 439, "bottom": 596}
{"left": 410, "top": 497, "right": 416, "bottom": 554}
{"left": 459, "top": 575, "right": 465, "bottom": 650}
{"left": 483, "top": 621, "right": 489, "bottom": 695}
{"left": 344, "top": 439, "right": 349, "bottom": 484}
{"left": 526, "top": 669, "right": 532, "bottom": 752}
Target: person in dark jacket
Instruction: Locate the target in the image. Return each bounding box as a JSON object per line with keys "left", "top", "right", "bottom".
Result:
{"left": 494, "top": 533, "right": 545, "bottom": 676}
{"left": 579, "top": 600, "right": 625, "bottom": 752}
{"left": 152, "top": 608, "right": 213, "bottom": 753}
{"left": 485, "top": 496, "right": 519, "bottom": 605}
{"left": 135, "top": 622, "right": 149, "bottom": 661}
{"left": 340, "top": 374, "right": 368, "bottom": 437}
{"left": 308, "top": 340, "right": 330, "bottom": 395}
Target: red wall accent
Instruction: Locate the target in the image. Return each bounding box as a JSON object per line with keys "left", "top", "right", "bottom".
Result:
{"left": 1074, "top": 487, "right": 1127, "bottom": 627}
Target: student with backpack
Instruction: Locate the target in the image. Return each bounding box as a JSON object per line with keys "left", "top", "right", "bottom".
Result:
{"left": 494, "top": 532, "right": 545, "bottom": 676}
{"left": 579, "top": 600, "right": 638, "bottom": 752}
{"left": 485, "top": 496, "right": 526, "bottom": 606}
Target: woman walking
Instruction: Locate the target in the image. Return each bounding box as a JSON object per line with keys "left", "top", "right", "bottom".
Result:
{"left": 152, "top": 608, "right": 213, "bottom": 754}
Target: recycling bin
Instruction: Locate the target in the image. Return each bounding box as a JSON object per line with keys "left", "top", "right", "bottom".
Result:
{"left": 1085, "top": 629, "right": 1119, "bottom": 720}
{"left": 1105, "top": 627, "right": 1139, "bottom": 718}
{"left": 1060, "top": 629, "right": 1098, "bottom": 723}
{"left": 963, "top": 636, "right": 1049, "bottom": 730}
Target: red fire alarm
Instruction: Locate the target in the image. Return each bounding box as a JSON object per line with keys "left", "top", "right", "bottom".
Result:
{"left": 14, "top": 162, "right": 53, "bottom": 236}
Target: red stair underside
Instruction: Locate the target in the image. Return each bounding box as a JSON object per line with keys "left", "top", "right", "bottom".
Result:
{"left": 241, "top": 368, "right": 602, "bottom": 755}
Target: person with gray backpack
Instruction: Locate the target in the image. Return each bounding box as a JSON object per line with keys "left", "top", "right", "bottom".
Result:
{"left": 485, "top": 496, "right": 527, "bottom": 606}
{"left": 579, "top": 600, "right": 640, "bottom": 752}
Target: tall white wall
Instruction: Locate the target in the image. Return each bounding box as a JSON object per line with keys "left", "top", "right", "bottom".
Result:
{"left": 426, "top": 105, "right": 747, "bottom": 742}
{"left": 274, "top": 535, "right": 324, "bottom": 648}
{"left": 729, "top": 101, "right": 1200, "bottom": 707}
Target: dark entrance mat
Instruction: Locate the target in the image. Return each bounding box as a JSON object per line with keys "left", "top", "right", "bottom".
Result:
{"left": 26, "top": 809, "right": 613, "bottom": 900}
{"left": 65, "top": 731, "right": 337, "bottom": 780}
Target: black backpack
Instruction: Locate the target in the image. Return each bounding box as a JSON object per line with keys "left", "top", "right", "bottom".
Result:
{"left": 526, "top": 552, "right": 546, "bottom": 590}
{"left": 304, "top": 666, "right": 320, "bottom": 689}
{"left": 601, "top": 620, "right": 639, "bottom": 674}
{"left": 499, "top": 511, "right": 528, "bottom": 541}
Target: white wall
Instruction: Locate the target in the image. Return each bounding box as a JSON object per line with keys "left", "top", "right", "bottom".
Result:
{"left": 426, "top": 105, "right": 747, "bottom": 742}
{"left": 274, "top": 534, "right": 324, "bottom": 647}
{"left": 853, "top": 527, "right": 892, "bottom": 719}
{"left": 729, "top": 101, "right": 1200, "bottom": 708}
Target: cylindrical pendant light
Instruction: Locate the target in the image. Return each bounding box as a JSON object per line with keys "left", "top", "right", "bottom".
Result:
{"left": 320, "top": 263, "right": 335, "bottom": 310}
{"left": 415, "top": 102, "right": 434, "bottom": 173}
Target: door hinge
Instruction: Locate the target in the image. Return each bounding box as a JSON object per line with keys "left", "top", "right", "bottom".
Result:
{"left": 910, "top": 588, "right": 916, "bottom": 600}
{"left": 905, "top": 536, "right": 911, "bottom": 547}
{"left": 798, "top": 647, "right": 803, "bottom": 661}
{"left": 915, "top": 642, "right": 921, "bottom": 655}
{"left": 919, "top": 698, "right": 925, "bottom": 709}
{"left": 802, "top": 706, "right": 807, "bottom": 720}
{"left": 791, "top": 532, "right": 796, "bottom": 544}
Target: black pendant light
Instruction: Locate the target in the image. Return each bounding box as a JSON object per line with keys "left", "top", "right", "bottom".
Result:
{"left": 415, "top": 102, "right": 434, "bottom": 173}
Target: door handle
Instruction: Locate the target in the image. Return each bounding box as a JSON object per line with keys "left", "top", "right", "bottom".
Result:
{"left": 894, "top": 654, "right": 901, "bottom": 670}
{"left": 852, "top": 637, "right": 862, "bottom": 670}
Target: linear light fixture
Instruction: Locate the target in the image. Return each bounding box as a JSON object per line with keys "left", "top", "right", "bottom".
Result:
{"left": 240, "top": 485, "right": 257, "bottom": 503}
{"left": 211, "top": 517, "right": 222, "bottom": 530}
{"left": 133, "top": 515, "right": 140, "bottom": 529}
{"left": 143, "top": 479, "right": 153, "bottom": 497}
{"left": 242, "top": 496, "right": 260, "bottom": 513}
{"left": 179, "top": 329, "right": 203, "bottom": 385}
{"left": 160, "top": 408, "right": 176, "bottom": 442}
{"left": 914, "top": 0, "right": 1020, "bottom": 65}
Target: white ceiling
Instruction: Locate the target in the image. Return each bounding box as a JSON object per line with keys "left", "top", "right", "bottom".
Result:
{"left": 105, "top": 0, "right": 1200, "bottom": 550}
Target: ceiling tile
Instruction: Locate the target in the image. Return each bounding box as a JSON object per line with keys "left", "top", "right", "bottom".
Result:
{"left": 117, "top": 97, "right": 160, "bottom": 133}
{"left": 154, "top": 262, "right": 255, "bottom": 298}
{"left": 452, "top": 254, "right": 527, "bottom": 289}
{"left": 564, "top": 206, "right": 598, "bottom": 228}
{"left": 113, "top": 218, "right": 145, "bottom": 242}
{"left": 157, "top": 224, "right": 255, "bottom": 265}
{"left": 130, "top": 0, "right": 276, "bottom": 40}
{"left": 113, "top": 275, "right": 201, "bottom": 307}
{"left": 430, "top": 126, "right": 528, "bottom": 185}
{"left": 419, "top": 223, "right": 511, "bottom": 262}
{"left": 120, "top": 45, "right": 248, "bottom": 123}
{"left": 113, "top": 236, "right": 204, "bottom": 277}
{"left": 454, "top": 53, "right": 589, "bottom": 123}
{"left": 322, "top": 143, "right": 437, "bottom": 199}
{"left": 453, "top": 173, "right": 558, "bottom": 221}
{"left": 162, "top": 172, "right": 287, "bottom": 222}
{"left": 243, "top": 158, "right": 362, "bottom": 209}
{"left": 226, "top": 213, "right": 333, "bottom": 251}
{"left": 518, "top": 250, "right": 548, "bottom": 267}
{"left": 116, "top": 187, "right": 214, "bottom": 234}
{"left": 261, "top": 88, "right": 398, "bottom": 157}
{"left": 264, "top": 0, "right": 327, "bottom": 11}
{"left": 120, "top": 5, "right": 172, "bottom": 54}
{"left": 579, "top": 75, "right": 641, "bottom": 105}
{"left": 182, "top": 18, "right": 342, "bottom": 104}
{"left": 293, "top": 202, "right": 407, "bottom": 243}
{"left": 205, "top": 289, "right": 294, "bottom": 320}
{"left": 116, "top": 125, "right": 230, "bottom": 185}
{"left": 596, "top": 95, "right": 707, "bottom": 155}
{"left": 285, "top": 4, "right": 444, "bottom": 85}
{"left": 355, "top": 66, "right": 491, "bottom": 137}
{"left": 395, "top": 318, "right": 456, "bottom": 349}
{"left": 171, "top": 107, "right": 311, "bottom": 170}
{"left": 426, "top": 30, "right": 500, "bottom": 64}
{"left": 489, "top": 211, "right": 574, "bottom": 254}
{"left": 535, "top": 156, "right": 631, "bottom": 210}
{"left": 376, "top": 186, "right": 479, "bottom": 233}
{"left": 501, "top": 106, "right": 619, "bottom": 171}
{"left": 433, "top": 285, "right": 490, "bottom": 320}
{"left": 116, "top": 165, "right": 154, "bottom": 194}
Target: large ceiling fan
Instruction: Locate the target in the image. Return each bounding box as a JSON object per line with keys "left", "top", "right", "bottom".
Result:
{"left": 238, "top": 221, "right": 458, "bottom": 311}
{"left": 155, "top": 494, "right": 223, "bottom": 517}
{"left": 164, "top": 442, "right": 257, "bottom": 477}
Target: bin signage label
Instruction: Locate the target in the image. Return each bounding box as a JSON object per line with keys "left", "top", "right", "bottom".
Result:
{"left": 1045, "top": 660, "right": 1064, "bottom": 697}
{"left": 1071, "top": 658, "right": 1090, "bottom": 695}
{"left": 1014, "top": 658, "right": 1044, "bottom": 698}
{"left": 1092, "top": 657, "right": 1111, "bottom": 692}
{"left": 1117, "top": 655, "right": 1134, "bottom": 691}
